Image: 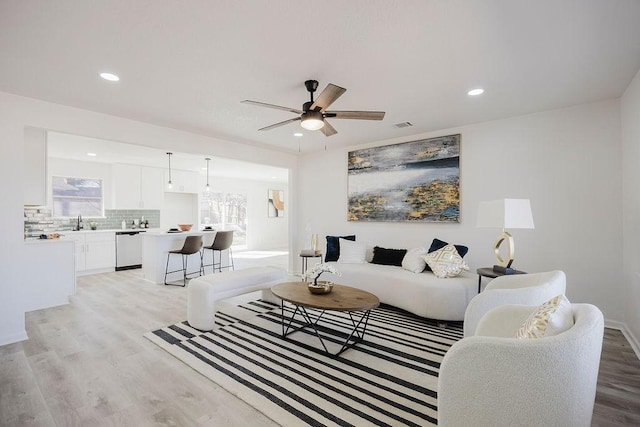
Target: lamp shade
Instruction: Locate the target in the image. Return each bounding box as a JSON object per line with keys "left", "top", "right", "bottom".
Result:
{"left": 476, "top": 199, "right": 534, "bottom": 229}
{"left": 300, "top": 110, "right": 325, "bottom": 130}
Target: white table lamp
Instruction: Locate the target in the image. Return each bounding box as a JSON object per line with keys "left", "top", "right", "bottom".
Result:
{"left": 477, "top": 199, "right": 534, "bottom": 271}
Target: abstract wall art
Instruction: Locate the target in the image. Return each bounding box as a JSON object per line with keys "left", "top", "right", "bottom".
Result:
{"left": 347, "top": 134, "right": 460, "bottom": 222}
{"left": 268, "top": 189, "right": 285, "bottom": 218}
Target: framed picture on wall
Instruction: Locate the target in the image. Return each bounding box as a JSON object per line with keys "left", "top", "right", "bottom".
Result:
{"left": 347, "top": 134, "right": 460, "bottom": 222}
{"left": 268, "top": 189, "right": 284, "bottom": 217}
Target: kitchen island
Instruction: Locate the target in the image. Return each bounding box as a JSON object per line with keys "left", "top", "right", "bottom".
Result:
{"left": 23, "top": 238, "right": 75, "bottom": 311}
{"left": 142, "top": 230, "right": 217, "bottom": 285}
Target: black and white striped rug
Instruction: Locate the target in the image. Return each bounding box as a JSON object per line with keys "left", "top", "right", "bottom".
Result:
{"left": 145, "top": 300, "right": 462, "bottom": 426}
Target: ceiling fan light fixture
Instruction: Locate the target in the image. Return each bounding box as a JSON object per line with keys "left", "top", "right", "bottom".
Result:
{"left": 300, "top": 110, "right": 324, "bottom": 130}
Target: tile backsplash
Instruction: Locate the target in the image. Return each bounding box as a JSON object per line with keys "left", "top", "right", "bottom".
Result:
{"left": 24, "top": 208, "right": 160, "bottom": 237}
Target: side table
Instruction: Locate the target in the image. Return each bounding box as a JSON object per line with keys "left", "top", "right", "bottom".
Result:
{"left": 300, "top": 253, "right": 322, "bottom": 279}
{"left": 476, "top": 267, "right": 526, "bottom": 293}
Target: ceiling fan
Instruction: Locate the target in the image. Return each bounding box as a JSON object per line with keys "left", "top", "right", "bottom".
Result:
{"left": 241, "top": 80, "right": 385, "bottom": 136}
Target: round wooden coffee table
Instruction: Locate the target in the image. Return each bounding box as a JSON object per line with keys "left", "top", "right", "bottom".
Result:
{"left": 271, "top": 282, "right": 380, "bottom": 356}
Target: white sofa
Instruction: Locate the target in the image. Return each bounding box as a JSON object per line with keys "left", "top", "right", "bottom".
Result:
{"left": 438, "top": 303, "right": 604, "bottom": 426}
{"left": 323, "top": 262, "right": 477, "bottom": 321}
{"left": 463, "top": 270, "right": 566, "bottom": 337}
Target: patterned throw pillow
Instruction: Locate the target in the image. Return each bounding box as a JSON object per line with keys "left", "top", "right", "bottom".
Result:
{"left": 422, "top": 244, "right": 469, "bottom": 278}
{"left": 515, "top": 294, "right": 574, "bottom": 339}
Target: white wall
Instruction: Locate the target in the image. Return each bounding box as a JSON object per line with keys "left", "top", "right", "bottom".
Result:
{"left": 0, "top": 91, "right": 297, "bottom": 346}
{"left": 161, "top": 192, "right": 198, "bottom": 230}
{"left": 622, "top": 67, "right": 640, "bottom": 351}
{"left": 298, "top": 99, "right": 624, "bottom": 323}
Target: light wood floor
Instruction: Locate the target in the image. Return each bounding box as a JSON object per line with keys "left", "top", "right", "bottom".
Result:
{"left": 1, "top": 256, "right": 639, "bottom": 426}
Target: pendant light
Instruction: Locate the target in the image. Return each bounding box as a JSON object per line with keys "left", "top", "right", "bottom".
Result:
{"left": 205, "top": 157, "right": 211, "bottom": 192}
{"left": 166, "top": 152, "right": 173, "bottom": 189}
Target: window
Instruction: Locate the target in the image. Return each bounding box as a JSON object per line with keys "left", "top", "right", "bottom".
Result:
{"left": 52, "top": 176, "right": 104, "bottom": 217}
{"left": 200, "top": 191, "right": 247, "bottom": 246}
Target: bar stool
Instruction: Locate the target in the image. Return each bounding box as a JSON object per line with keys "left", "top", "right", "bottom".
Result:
{"left": 164, "top": 235, "right": 203, "bottom": 286}
{"left": 201, "top": 230, "right": 234, "bottom": 274}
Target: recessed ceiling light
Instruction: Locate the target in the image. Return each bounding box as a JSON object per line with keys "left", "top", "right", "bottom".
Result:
{"left": 468, "top": 88, "right": 484, "bottom": 96}
{"left": 294, "top": 133, "right": 303, "bottom": 137}
{"left": 87, "top": 152, "right": 97, "bottom": 156}
{"left": 99, "top": 72, "right": 120, "bottom": 82}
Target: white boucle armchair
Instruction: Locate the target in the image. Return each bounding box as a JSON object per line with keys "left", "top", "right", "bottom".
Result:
{"left": 438, "top": 303, "right": 604, "bottom": 427}
{"left": 463, "top": 270, "right": 566, "bottom": 337}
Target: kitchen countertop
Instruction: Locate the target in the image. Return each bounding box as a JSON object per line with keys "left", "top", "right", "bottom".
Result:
{"left": 144, "top": 229, "right": 216, "bottom": 236}
{"left": 62, "top": 228, "right": 161, "bottom": 233}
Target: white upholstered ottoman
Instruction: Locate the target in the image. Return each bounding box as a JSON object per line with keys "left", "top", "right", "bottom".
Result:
{"left": 187, "top": 266, "right": 287, "bottom": 331}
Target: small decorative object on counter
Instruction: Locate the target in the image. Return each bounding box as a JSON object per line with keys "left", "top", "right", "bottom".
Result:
{"left": 144, "top": 220, "right": 149, "bottom": 228}
{"left": 90, "top": 222, "right": 97, "bottom": 230}
{"left": 131, "top": 220, "right": 136, "bottom": 229}
{"left": 121, "top": 220, "right": 126, "bottom": 230}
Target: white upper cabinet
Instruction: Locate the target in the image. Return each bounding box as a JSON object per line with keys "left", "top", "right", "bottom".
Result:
{"left": 23, "top": 126, "right": 48, "bottom": 206}
{"left": 113, "top": 164, "right": 141, "bottom": 209}
{"left": 113, "top": 164, "right": 164, "bottom": 209}
{"left": 140, "top": 166, "right": 164, "bottom": 209}
{"left": 164, "top": 169, "right": 198, "bottom": 193}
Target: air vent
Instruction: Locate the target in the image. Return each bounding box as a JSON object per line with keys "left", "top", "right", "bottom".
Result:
{"left": 393, "top": 121, "right": 413, "bottom": 129}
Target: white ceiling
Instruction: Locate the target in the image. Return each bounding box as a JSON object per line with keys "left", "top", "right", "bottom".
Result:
{"left": 46, "top": 131, "right": 290, "bottom": 182}
{"left": 2, "top": 1, "right": 640, "bottom": 154}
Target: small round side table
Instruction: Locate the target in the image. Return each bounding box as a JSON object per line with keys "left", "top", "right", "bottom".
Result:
{"left": 300, "top": 253, "right": 322, "bottom": 279}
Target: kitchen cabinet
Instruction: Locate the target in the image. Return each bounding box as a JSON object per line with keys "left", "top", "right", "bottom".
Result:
{"left": 23, "top": 126, "right": 48, "bottom": 206}
{"left": 140, "top": 166, "right": 164, "bottom": 208}
{"left": 164, "top": 169, "right": 198, "bottom": 193}
{"left": 113, "top": 164, "right": 164, "bottom": 209}
{"left": 68, "top": 231, "right": 115, "bottom": 275}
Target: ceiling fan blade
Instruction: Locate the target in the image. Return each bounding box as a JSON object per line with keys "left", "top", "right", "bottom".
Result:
{"left": 241, "top": 100, "right": 302, "bottom": 115}
{"left": 325, "top": 110, "right": 386, "bottom": 120}
{"left": 258, "top": 117, "right": 301, "bottom": 131}
{"left": 319, "top": 120, "right": 338, "bottom": 137}
{"left": 310, "top": 84, "right": 346, "bottom": 112}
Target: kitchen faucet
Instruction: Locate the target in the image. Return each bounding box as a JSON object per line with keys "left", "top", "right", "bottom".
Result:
{"left": 76, "top": 214, "right": 83, "bottom": 231}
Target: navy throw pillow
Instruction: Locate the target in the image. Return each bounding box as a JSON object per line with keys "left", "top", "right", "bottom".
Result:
{"left": 371, "top": 246, "right": 407, "bottom": 266}
{"left": 325, "top": 235, "right": 356, "bottom": 262}
{"left": 425, "top": 238, "right": 469, "bottom": 271}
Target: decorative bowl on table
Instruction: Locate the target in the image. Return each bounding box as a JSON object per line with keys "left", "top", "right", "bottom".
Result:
{"left": 307, "top": 281, "right": 333, "bottom": 295}
{"left": 178, "top": 224, "right": 193, "bottom": 232}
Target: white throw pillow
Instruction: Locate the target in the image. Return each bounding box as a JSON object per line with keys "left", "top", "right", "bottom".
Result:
{"left": 337, "top": 238, "right": 366, "bottom": 264}
{"left": 516, "top": 294, "right": 574, "bottom": 339}
{"left": 422, "top": 244, "right": 469, "bottom": 278}
{"left": 402, "top": 247, "right": 428, "bottom": 273}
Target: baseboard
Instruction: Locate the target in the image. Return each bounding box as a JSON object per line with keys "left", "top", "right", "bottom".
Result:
{"left": 605, "top": 319, "right": 640, "bottom": 361}
{"left": 0, "top": 330, "right": 28, "bottom": 347}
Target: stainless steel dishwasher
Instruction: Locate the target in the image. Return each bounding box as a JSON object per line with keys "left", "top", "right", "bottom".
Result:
{"left": 115, "top": 230, "right": 145, "bottom": 270}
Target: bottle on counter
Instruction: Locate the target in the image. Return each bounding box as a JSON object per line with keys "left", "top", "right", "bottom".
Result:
{"left": 121, "top": 220, "right": 126, "bottom": 230}
{"left": 131, "top": 220, "right": 136, "bottom": 229}
{"left": 145, "top": 220, "right": 149, "bottom": 228}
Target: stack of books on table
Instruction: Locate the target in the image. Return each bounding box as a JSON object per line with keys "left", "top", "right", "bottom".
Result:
{"left": 300, "top": 249, "right": 322, "bottom": 257}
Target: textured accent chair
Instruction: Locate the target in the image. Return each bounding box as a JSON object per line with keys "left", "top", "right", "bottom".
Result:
{"left": 439, "top": 303, "right": 604, "bottom": 427}
{"left": 463, "top": 270, "right": 566, "bottom": 337}
{"left": 201, "top": 230, "right": 235, "bottom": 274}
